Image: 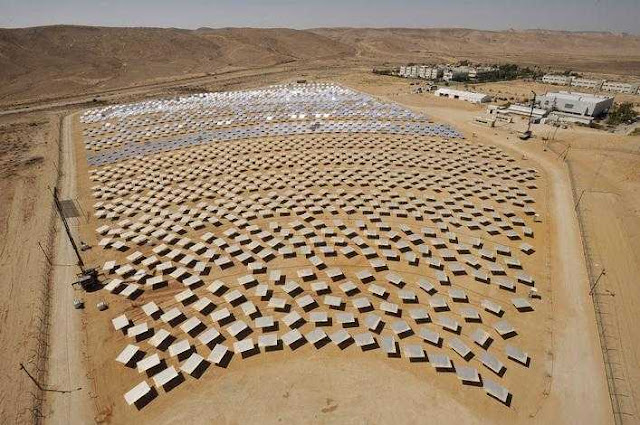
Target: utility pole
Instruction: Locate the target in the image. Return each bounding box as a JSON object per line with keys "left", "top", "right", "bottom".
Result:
{"left": 527, "top": 90, "right": 536, "bottom": 135}
{"left": 53, "top": 188, "right": 85, "bottom": 271}
{"left": 551, "top": 125, "right": 559, "bottom": 142}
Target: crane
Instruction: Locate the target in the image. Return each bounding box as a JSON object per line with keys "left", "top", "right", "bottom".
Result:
{"left": 53, "top": 188, "right": 99, "bottom": 290}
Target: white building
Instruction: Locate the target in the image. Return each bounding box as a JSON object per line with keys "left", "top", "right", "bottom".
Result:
{"left": 542, "top": 74, "right": 573, "bottom": 86}
{"left": 488, "top": 104, "right": 548, "bottom": 120}
{"left": 399, "top": 65, "right": 443, "bottom": 80}
{"left": 536, "top": 91, "right": 614, "bottom": 118}
{"left": 418, "top": 66, "right": 443, "bottom": 80}
{"left": 601, "top": 81, "right": 639, "bottom": 95}
{"left": 571, "top": 78, "right": 604, "bottom": 90}
{"left": 399, "top": 66, "right": 418, "bottom": 78}
{"left": 435, "top": 88, "right": 491, "bottom": 104}
{"left": 426, "top": 67, "right": 444, "bottom": 80}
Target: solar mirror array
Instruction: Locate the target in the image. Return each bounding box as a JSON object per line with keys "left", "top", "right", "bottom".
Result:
{"left": 81, "top": 83, "right": 542, "bottom": 410}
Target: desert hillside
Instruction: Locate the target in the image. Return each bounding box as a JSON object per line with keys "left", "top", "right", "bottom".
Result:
{"left": 1, "top": 25, "right": 639, "bottom": 103}
{"left": 311, "top": 27, "right": 640, "bottom": 72}
{"left": 0, "top": 26, "right": 353, "bottom": 103}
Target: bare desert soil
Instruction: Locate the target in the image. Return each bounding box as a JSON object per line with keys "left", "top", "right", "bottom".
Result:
{"left": 0, "top": 114, "right": 60, "bottom": 424}
{"left": 313, "top": 28, "right": 640, "bottom": 74}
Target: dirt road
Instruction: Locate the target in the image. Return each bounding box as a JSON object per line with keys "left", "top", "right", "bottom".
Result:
{"left": 43, "top": 113, "right": 94, "bottom": 425}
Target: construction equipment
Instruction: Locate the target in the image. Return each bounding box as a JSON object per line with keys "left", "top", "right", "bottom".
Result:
{"left": 72, "top": 268, "right": 99, "bottom": 291}
{"left": 528, "top": 288, "right": 541, "bottom": 299}
{"left": 53, "top": 188, "right": 85, "bottom": 271}
{"left": 53, "top": 188, "right": 100, "bottom": 291}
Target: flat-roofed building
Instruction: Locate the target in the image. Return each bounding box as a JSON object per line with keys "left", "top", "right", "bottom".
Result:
{"left": 435, "top": 88, "right": 491, "bottom": 103}
{"left": 487, "top": 104, "right": 549, "bottom": 120}
{"left": 537, "top": 91, "right": 613, "bottom": 118}
{"left": 571, "top": 78, "right": 604, "bottom": 90}
{"left": 419, "top": 66, "right": 443, "bottom": 80}
{"left": 601, "top": 81, "right": 639, "bottom": 95}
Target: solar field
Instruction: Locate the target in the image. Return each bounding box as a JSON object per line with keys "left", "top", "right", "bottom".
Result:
{"left": 77, "top": 83, "right": 549, "bottom": 420}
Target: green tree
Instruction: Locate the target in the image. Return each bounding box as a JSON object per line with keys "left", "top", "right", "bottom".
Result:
{"left": 608, "top": 102, "right": 638, "bottom": 126}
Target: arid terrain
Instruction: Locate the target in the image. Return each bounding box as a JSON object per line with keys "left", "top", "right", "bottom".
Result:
{"left": 1, "top": 26, "right": 640, "bottom": 105}
{"left": 0, "top": 25, "right": 639, "bottom": 425}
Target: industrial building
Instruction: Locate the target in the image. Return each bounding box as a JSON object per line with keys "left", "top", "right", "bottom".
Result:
{"left": 536, "top": 91, "right": 614, "bottom": 124}
{"left": 484, "top": 91, "right": 614, "bottom": 125}
{"left": 487, "top": 104, "right": 548, "bottom": 121}
{"left": 435, "top": 88, "right": 491, "bottom": 103}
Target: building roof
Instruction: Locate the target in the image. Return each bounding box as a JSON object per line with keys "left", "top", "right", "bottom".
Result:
{"left": 505, "top": 104, "right": 549, "bottom": 117}
{"left": 543, "top": 91, "right": 612, "bottom": 103}
{"left": 435, "top": 88, "right": 490, "bottom": 102}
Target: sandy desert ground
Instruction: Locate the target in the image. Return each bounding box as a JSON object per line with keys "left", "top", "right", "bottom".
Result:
{"left": 0, "top": 113, "right": 60, "bottom": 425}
{"left": 0, "top": 36, "right": 639, "bottom": 425}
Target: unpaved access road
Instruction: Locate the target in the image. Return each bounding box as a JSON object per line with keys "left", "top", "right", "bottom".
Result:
{"left": 43, "top": 113, "right": 94, "bottom": 425}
